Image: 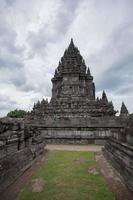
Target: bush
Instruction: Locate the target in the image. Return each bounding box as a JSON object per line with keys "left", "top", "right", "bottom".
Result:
{"left": 7, "top": 109, "right": 28, "bottom": 118}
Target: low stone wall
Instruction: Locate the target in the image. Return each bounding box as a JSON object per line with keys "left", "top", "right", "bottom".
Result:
{"left": 24, "top": 122, "right": 124, "bottom": 145}
{"left": 0, "top": 148, "right": 33, "bottom": 192}
{"left": 45, "top": 138, "right": 106, "bottom": 145}
{"left": 126, "top": 114, "right": 133, "bottom": 145}
{"left": 25, "top": 115, "right": 125, "bottom": 144}
{"left": 41, "top": 128, "right": 110, "bottom": 144}
{"left": 103, "top": 138, "right": 133, "bottom": 192}
{"left": 0, "top": 117, "right": 45, "bottom": 193}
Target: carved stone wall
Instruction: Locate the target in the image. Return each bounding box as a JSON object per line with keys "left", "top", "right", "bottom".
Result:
{"left": 103, "top": 115, "right": 133, "bottom": 192}
{"left": 25, "top": 116, "right": 124, "bottom": 144}
{"left": 126, "top": 114, "right": 133, "bottom": 145}
{"left": 0, "top": 117, "right": 45, "bottom": 193}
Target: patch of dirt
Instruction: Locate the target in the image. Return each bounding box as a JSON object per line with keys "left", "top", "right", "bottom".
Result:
{"left": 32, "top": 178, "right": 44, "bottom": 192}
{"left": 74, "top": 157, "right": 85, "bottom": 164}
{"left": 87, "top": 167, "right": 99, "bottom": 175}
{"left": 56, "top": 179, "right": 66, "bottom": 187}
{"left": 96, "top": 152, "right": 133, "bottom": 200}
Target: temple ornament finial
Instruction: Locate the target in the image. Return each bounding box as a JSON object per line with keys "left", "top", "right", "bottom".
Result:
{"left": 120, "top": 102, "right": 129, "bottom": 116}
{"left": 68, "top": 38, "right": 75, "bottom": 49}
{"left": 102, "top": 90, "right": 108, "bottom": 103}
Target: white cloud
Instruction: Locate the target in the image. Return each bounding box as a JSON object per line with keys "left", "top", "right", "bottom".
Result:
{"left": 0, "top": 0, "right": 133, "bottom": 117}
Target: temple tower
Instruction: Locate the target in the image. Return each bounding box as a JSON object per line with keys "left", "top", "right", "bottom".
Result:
{"left": 51, "top": 39, "right": 95, "bottom": 100}
{"left": 30, "top": 39, "right": 116, "bottom": 119}
{"left": 26, "top": 39, "right": 125, "bottom": 145}
{"left": 120, "top": 102, "right": 129, "bottom": 116}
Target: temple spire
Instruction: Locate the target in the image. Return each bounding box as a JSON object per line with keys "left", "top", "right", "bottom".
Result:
{"left": 67, "top": 38, "right": 76, "bottom": 51}
{"left": 54, "top": 38, "right": 87, "bottom": 75}
{"left": 102, "top": 90, "right": 108, "bottom": 103}
{"left": 87, "top": 66, "right": 91, "bottom": 75}
{"left": 70, "top": 38, "right": 74, "bottom": 46}
{"left": 120, "top": 102, "right": 129, "bottom": 116}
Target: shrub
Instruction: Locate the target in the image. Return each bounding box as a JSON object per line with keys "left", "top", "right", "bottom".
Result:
{"left": 7, "top": 109, "right": 28, "bottom": 118}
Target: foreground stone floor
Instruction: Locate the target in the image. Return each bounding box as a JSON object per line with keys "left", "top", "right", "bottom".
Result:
{"left": 1, "top": 145, "right": 133, "bottom": 200}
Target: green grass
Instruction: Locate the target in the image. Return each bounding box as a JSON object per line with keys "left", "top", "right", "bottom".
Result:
{"left": 17, "top": 151, "right": 114, "bottom": 200}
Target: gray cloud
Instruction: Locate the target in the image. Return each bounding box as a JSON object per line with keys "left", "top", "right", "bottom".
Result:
{"left": 27, "top": 0, "right": 80, "bottom": 57}
{"left": 0, "top": 5, "right": 27, "bottom": 90}
{"left": 5, "top": 0, "right": 16, "bottom": 6}
{"left": 0, "top": 95, "right": 17, "bottom": 113}
{"left": 89, "top": 23, "right": 133, "bottom": 96}
{"left": 98, "top": 55, "right": 133, "bottom": 92}
{"left": 0, "top": 0, "right": 133, "bottom": 116}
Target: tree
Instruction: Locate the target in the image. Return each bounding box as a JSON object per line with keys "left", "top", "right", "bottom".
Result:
{"left": 7, "top": 109, "right": 28, "bottom": 118}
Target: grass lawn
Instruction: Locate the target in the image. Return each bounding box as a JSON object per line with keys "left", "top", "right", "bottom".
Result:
{"left": 17, "top": 151, "right": 114, "bottom": 200}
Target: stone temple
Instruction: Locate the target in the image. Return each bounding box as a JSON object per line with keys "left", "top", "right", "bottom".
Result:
{"left": 30, "top": 39, "right": 116, "bottom": 120}
{"left": 27, "top": 39, "right": 127, "bottom": 144}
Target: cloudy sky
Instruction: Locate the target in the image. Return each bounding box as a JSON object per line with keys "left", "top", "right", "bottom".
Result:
{"left": 0, "top": 0, "right": 133, "bottom": 117}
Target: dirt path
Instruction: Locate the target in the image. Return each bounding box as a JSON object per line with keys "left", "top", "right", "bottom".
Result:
{"left": 46, "top": 144, "right": 103, "bottom": 152}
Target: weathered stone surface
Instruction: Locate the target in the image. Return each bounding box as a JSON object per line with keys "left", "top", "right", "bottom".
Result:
{"left": 0, "top": 117, "right": 45, "bottom": 193}
{"left": 126, "top": 114, "right": 133, "bottom": 145}
{"left": 103, "top": 114, "right": 133, "bottom": 193}
{"left": 120, "top": 102, "right": 129, "bottom": 116}
{"left": 26, "top": 39, "right": 121, "bottom": 144}
{"left": 103, "top": 139, "right": 133, "bottom": 192}
{"left": 28, "top": 39, "right": 116, "bottom": 123}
